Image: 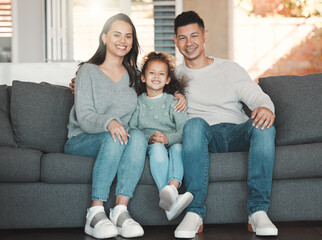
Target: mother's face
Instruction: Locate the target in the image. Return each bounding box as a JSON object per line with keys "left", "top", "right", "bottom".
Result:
{"left": 102, "top": 20, "right": 133, "bottom": 57}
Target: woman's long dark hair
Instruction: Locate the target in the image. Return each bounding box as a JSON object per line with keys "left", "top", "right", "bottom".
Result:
{"left": 79, "top": 13, "right": 140, "bottom": 92}
{"left": 139, "top": 52, "right": 188, "bottom": 96}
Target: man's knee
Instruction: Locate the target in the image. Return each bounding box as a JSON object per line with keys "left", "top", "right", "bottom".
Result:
{"left": 183, "top": 117, "right": 209, "bottom": 137}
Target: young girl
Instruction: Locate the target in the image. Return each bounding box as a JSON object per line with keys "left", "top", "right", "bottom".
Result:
{"left": 129, "top": 52, "right": 193, "bottom": 221}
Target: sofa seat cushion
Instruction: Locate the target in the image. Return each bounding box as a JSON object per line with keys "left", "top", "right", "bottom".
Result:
{"left": 41, "top": 153, "right": 95, "bottom": 184}
{"left": 259, "top": 73, "right": 322, "bottom": 146}
{"left": 10, "top": 81, "right": 74, "bottom": 153}
{"left": 208, "top": 143, "right": 322, "bottom": 182}
{"left": 0, "top": 85, "right": 17, "bottom": 147}
{"left": 0, "top": 147, "right": 42, "bottom": 182}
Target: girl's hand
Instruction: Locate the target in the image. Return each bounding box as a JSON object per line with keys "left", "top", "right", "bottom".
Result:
{"left": 174, "top": 93, "right": 187, "bottom": 112}
{"left": 108, "top": 120, "right": 130, "bottom": 145}
{"left": 69, "top": 78, "right": 76, "bottom": 94}
{"left": 149, "top": 131, "right": 169, "bottom": 145}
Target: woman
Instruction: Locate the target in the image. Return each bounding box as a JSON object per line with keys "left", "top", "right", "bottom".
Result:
{"left": 64, "top": 13, "right": 147, "bottom": 239}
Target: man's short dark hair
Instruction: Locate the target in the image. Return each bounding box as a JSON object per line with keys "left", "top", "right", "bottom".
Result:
{"left": 174, "top": 11, "right": 205, "bottom": 35}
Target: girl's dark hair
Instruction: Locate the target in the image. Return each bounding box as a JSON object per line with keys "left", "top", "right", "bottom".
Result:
{"left": 139, "top": 52, "right": 188, "bottom": 95}
{"left": 79, "top": 13, "right": 140, "bottom": 92}
{"left": 174, "top": 11, "right": 205, "bottom": 35}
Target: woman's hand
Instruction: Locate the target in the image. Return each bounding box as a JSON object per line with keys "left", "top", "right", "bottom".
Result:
{"left": 108, "top": 120, "right": 130, "bottom": 145}
{"left": 173, "top": 93, "right": 187, "bottom": 112}
{"left": 149, "top": 131, "right": 169, "bottom": 145}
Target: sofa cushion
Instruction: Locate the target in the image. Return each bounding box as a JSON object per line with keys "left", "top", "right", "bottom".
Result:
{"left": 259, "top": 73, "right": 322, "bottom": 146}
{"left": 0, "top": 147, "right": 42, "bottom": 182}
{"left": 0, "top": 85, "right": 17, "bottom": 147}
{"left": 10, "top": 81, "right": 74, "bottom": 153}
{"left": 41, "top": 153, "right": 95, "bottom": 183}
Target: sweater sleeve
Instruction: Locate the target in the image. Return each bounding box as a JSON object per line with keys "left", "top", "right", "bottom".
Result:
{"left": 129, "top": 104, "right": 139, "bottom": 130}
{"left": 74, "top": 64, "right": 121, "bottom": 134}
{"left": 233, "top": 63, "right": 275, "bottom": 113}
{"left": 166, "top": 100, "right": 188, "bottom": 146}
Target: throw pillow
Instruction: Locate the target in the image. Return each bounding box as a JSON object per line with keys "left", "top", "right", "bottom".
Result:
{"left": 10, "top": 81, "right": 74, "bottom": 153}
{"left": 0, "top": 85, "right": 17, "bottom": 147}
{"left": 259, "top": 73, "right": 322, "bottom": 146}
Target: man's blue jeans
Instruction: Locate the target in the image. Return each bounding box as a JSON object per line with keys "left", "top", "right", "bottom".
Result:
{"left": 182, "top": 117, "right": 275, "bottom": 219}
{"left": 148, "top": 143, "right": 183, "bottom": 191}
{"left": 64, "top": 129, "right": 147, "bottom": 201}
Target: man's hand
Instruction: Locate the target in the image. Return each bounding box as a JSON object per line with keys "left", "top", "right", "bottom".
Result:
{"left": 251, "top": 107, "right": 275, "bottom": 130}
{"left": 108, "top": 120, "right": 130, "bottom": 145}
{"left": 69, "top": 77, "right": 76, "bottom": 94}
{"left": 174, "top": 93, "right": 187, "bottom": 112}
{"left": 149, "top": 131, "right": 169, "bottom": 145}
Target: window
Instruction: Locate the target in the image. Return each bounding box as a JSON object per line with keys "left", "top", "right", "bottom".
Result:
{"left": 45, "top": 0, "right": 177, "bottom": 63}
{"left": 0, "top": 0, "right": 12, "bottom": 62}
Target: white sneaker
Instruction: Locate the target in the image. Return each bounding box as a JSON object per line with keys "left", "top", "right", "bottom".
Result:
{"left": 159, "top": 185, "right": 178, "bottom": 211}
{"left": 84, "top": 206, "right": 118, "bottom": 239}
{"left": 109, "top": 205, "right": 144, "bottom": 238}
{"left": 248, "top": 211, "right": 278, "bottom": 236}
{"left": 174, "top": 212, "right": 203, "bottom": 238}
{"left": 166, "top": 192, "right": 193, "bottom": 221}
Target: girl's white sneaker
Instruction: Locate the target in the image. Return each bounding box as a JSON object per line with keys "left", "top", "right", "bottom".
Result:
{"left": 166, "top": 192, "right": 193, "bottom": 221}
{"left": 159, "top": 185, "right": 178, "bottom": 211}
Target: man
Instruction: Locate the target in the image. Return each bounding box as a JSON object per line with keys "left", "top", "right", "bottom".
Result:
{"left": 173, "top": 11, "right": 277, "bottom": 239}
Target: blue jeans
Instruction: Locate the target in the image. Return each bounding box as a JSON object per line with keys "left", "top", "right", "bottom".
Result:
{"left": 148, "top": 143, "right": 184, "bottom": 192}
{"left": 64, "top": 129, "right": 147, "bottom": 201}
{"left": 182, "top": 117, "right": 275, "bottom": 218}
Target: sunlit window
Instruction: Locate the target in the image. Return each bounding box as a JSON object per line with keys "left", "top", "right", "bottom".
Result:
{"left": 72, "top": 0, "right": 154, "bottom": 62}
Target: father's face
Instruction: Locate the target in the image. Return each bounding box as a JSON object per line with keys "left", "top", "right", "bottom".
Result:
{"left": 174, "top": 23, "right": 208, "bottom": 62}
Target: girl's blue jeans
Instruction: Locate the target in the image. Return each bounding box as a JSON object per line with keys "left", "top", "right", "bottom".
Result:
{"left": 182, "top": 117, "right": 276, "bottom": 219}
{"left": 64, "top": 129, "right": 147, "bottom": 201}
{"left": 148, "top": 143, "right": 184, "bottom": 192}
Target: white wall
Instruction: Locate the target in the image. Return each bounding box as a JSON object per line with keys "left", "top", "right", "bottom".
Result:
{"left": 0, "top": 62, "right": 79, "bottom": 86}
{"left": 12, "top": 0, "right": 45, "bottom": 62}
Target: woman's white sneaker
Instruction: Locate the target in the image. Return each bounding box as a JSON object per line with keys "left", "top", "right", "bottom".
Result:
{"left": 248, "top": 211, "right": 278, "bottom": 236}
{"left": 109, "top": 205, "right": 144, "bottom": 238}
{"left": 84, "top": 206, "right": 118, "bottom": 239}
{"left": 174, "top": 212, "right": 203, "bottom": 238}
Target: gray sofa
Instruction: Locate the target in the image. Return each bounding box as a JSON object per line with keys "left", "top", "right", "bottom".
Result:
{"left": 0, "top": 73, "right": 321, "bottom": 229}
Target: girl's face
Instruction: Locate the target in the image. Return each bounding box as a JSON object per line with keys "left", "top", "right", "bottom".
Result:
{"left": 102, "top": 20, "right": 133, "bottom": 57}
{"left": 141, "top": 60, "right": 171, "bottom": 97}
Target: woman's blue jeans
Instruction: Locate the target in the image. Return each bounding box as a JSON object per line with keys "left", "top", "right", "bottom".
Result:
{"left": 182, "top": 117, "right": 276, "bottom": 219}
{"left": 148, "top": 143, "right": 184, "bottom": 192}
{"left": 64, "top": 129, "right": 147, "bottom": 201}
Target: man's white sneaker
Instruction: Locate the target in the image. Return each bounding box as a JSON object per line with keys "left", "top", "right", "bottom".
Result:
{"left": 166, "top": 192, "right": 193, "bottom": 221}
{"left": 248, "top": 211, "right": 278, "bottom": 236}
{"left": 174, "top": 212, "right": 203, "bottom": 239}
{"left": 159, "top": 185, "right": 178, "bottom": 211}
{"left": 84, "top": 207, "right": 118, "bottom": 239}
{"left": 109, "top": 205, "right": 144, "bottom": 238}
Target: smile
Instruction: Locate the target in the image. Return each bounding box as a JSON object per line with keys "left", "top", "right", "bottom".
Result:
{"left": 152, "top": 80, "right": 161, "bottom": 84}
{"left": 116, "top": 45, "right": 126, "bottom": 50}
{"left": 185, "top": 46, "right": 198, "bottom": 53}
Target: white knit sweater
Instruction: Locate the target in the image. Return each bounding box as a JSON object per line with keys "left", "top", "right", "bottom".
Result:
{"left": 175, "top": 58, "right": 275, "bottom": 125}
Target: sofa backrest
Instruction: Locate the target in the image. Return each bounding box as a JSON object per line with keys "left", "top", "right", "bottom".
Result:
{"left": 10, "top": 81, "right": 74, "bottom": 153}
{"left": 0, "top": 85, "right": 17, "bottom": 147}
{"left": 259, "top": 73, "right": 322, "bottom": 146}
